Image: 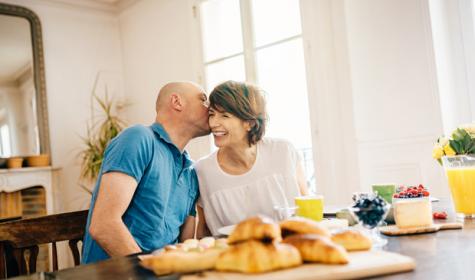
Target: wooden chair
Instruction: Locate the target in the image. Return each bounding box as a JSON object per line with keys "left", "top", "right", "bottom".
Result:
{"left": 0, "top": 210, "right": 89, "bottom": 278}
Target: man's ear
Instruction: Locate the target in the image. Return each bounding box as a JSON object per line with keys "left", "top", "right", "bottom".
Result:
{"left": 170, "top": 93, "right": 184, "bottom": 112}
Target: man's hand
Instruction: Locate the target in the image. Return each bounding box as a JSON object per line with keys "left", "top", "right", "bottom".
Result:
{"left": 88, "top": 172, "right": 142, "bottom": 257}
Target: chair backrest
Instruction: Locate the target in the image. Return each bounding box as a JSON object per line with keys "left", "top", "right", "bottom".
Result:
{"left": 0, "top": 210, "right": 88, "bottom": 278}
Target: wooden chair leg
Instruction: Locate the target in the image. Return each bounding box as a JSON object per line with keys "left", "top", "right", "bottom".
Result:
{"left": 0, "top": 243, "right": 6, "bottom": 279}
{"left": 12, "top": 248, "right": 26, "bottom": 275}
{"left": 3, "top": 244, "right": 19, "bottom": 278}
{"left": 52, "top": 242, "right": 58, "bottom": 271}
{"left": 68, "top": 239, "right": 81, "bottom": 266}
{"left": 27, "top": 246, "right": 38, "bottom": 274}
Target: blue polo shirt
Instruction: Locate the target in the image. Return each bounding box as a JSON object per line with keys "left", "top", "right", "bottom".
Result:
{"left": 81, "top": 123, "right": 199, "bottom": 264}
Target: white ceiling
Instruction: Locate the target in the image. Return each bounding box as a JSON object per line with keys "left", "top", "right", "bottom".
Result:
{"left": 0, "top": 15, "right": 32, "bottom": 83}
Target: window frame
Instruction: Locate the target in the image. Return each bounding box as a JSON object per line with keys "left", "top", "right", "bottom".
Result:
{"left": 197, "top": 0, "right": 304, "bottom": 86}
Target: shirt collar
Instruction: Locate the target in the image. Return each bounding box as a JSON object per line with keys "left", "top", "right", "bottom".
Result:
{"left": 151, "top": 122, "right": 173, "bottom": 145}
{"left": 151, "top": 122, "right": 193, "bottom": 166}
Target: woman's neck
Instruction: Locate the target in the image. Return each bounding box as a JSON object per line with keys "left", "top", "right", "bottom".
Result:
{"left": 218, "top": 143, "right": 257, "bottom": 173}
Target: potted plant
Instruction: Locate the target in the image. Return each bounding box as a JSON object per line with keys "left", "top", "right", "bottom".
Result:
{"left": 78, "top": 93, "right": 129, "bottom": 193}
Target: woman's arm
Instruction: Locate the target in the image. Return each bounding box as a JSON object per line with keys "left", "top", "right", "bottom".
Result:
{"left": 179, "top": 216, "right": 196, "bottom": 242}
{"left": 196, "top": 205, "right": 212, "bottom": 238}
{"left": 296, "top": 161, "right": 309, "bottom": 196}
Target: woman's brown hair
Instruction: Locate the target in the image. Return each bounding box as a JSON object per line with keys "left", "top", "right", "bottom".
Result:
{"left": 209, "top": 80, "right": 267, "bottom": 146}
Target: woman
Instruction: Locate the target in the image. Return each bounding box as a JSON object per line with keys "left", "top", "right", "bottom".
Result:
{"left": 195, "top": 80, "right": 308, "bottom": 237}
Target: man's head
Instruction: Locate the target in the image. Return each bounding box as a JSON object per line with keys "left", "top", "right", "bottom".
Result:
{"left": 156, "top": 81, "right": 210, "bottom": 138}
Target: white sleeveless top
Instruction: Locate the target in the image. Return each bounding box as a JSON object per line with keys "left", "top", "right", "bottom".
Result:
{"left": 194, "top": 138, "right": 301, "bottom": 236}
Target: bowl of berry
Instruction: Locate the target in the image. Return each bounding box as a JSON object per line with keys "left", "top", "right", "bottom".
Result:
{"left": 392, "top": 184, "right": 430, "bottom": 199}
{"left": 349, "top": 193, "right": 391, "bottom": 247}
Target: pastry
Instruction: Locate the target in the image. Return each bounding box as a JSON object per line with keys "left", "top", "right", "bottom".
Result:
{"left": 279, "top": 216, "right": 331, "bottom": 238}
{"left": 331, "top": 230, "right": 372, "bottom": 251}
{"left": 140, "top": 248, "right": 223, "bottom": 275}
{"left": 215, "top": 240, "right": 302, "bottom": 273}
{"left": 393, "top": 197, "right": 433, "bottom": 228}
{"left": 283, "top": 234, "right": 349, "bottom": 264}
{"left": 228, "top": 215, "right": 281, "bottom": 244}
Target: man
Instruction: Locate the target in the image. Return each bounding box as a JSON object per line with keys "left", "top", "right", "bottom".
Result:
{"left": 81, "top": 81, "right": 210, "bottom": 264}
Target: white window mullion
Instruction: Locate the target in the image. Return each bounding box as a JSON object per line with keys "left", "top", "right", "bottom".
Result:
{"left": 239, "top": 0, "right": 258, "bottom": 83}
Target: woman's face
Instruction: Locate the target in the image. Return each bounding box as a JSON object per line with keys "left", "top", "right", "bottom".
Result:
{"left": 209, "top": 107, "right": 251, "bottom": 148}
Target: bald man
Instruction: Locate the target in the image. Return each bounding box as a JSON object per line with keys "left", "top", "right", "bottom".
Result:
{"left": 82, "top": 81, "right": 210, "bottom": 264}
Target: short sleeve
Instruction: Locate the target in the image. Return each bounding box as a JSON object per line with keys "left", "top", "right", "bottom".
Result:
{"left": 197, "top": 196, "right": 203, "bottom": 208}
{"left": 101, "top": 125, "right": 153, "bottom": 183}
{"left": 187, "top": 170, "right": 200, "bottom": 217}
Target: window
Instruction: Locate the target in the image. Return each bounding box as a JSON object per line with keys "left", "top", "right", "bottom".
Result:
{"left": 0, "top": 124, "right": 11, "bottom": 157}
{"left": 198, "top": 0, "right": 315, "bottom": 191}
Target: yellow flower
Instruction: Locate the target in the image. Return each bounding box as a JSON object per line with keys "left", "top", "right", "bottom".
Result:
{"left": 460, "top": 124, "right": 475, "bottom": 138}
{"left": 443, "top": 144, "right": 456, "bottom": 156}
{"left": 432, "top": 144, "right": 444, "bottom": 159}
{"left": 437, "top": 137, "right": 449, "bottom": 147}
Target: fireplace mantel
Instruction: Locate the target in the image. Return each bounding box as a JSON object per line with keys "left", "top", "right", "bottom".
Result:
{"left": 0, "top": 167, "right": 61, "bottom": 214}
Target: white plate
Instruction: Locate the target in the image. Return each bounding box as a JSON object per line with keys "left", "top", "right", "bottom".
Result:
{"left": 217, "top": 224, "right": 236, "bottom": 236}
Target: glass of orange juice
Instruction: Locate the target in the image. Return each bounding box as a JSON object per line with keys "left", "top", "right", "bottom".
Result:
{"left": 295, "top": 195, "right": 324, "bottom": 221}
{"left": 442, "top": 155, "right": 475, "bottom": 219}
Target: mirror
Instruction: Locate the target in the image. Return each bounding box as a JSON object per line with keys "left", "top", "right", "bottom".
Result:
{"left": 0, "top": 3, "right": 50, "bottom": 158}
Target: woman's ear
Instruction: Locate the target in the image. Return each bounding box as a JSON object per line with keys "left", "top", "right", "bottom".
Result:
{"left": 170, "top": 93, "right": 184, "bottom": 111}
{"left": 246, "top": 120, "right": 256, "bottom": 132}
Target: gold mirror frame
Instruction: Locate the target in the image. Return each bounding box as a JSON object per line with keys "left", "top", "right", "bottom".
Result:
{"left": 0, "top": 3, "right": 50, "bottom": 156}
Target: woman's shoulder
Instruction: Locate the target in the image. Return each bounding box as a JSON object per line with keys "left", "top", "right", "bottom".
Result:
{"left": 193, "top": 150, "right": 218, "bottom": 172}
{"left": 260, "top": 137, "right": 295, "bottom": 151}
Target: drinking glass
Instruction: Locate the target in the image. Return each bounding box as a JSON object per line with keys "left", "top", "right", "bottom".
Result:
{"left": 349, "top": 193, "right": 390, "bottom": 248}
{"left": 442, "top": 155, "right": 475, "bottom": 219}
{"left": 273, "top": 205, "right": 298, "bottom": 221}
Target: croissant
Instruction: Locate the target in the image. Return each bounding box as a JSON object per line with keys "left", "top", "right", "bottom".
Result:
{"left": 331, "top": 230, "right": 372, "bottom": 251}
{"left": 279, "top": 217, "right": 331, "bottom": 238}
{"left": 283, "top": 234, "right": 349, "bottom": 264}
{"left": 140, "top": 248, "right": 223, "bottom": 275}
{"left": 228, "top": 215, "right": 281, "bottom": 244}
{"left": 215, "top": 240, "right": 302, "bottom": 273}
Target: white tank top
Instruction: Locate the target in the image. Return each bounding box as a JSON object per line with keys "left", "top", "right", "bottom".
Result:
{"left": 194, "top": 138, "right": 302, "bottom": 236}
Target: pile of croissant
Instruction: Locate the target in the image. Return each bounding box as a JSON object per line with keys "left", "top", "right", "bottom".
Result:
{"left": 141, "top": 215, "right": 372, "bottom": 275}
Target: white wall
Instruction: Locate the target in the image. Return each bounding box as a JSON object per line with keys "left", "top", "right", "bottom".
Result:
{"left": 3, "top": 0, "right": 460, "bottom": 215}
{"left": 300, "top": 0, "right": 361, "bottom": 205}
{"left": 300, "top": 0, "right": 450, "bottom": 204}
{"left": 429, "top": 0, "right": 475, "bottom": 134}
{"left": 344, "top": 0, "right": 448, "bottom": 198}
{"left": 119, "top": 0, "right": 210, "bottom": 159}
{"left": 2, "top": 0, "right": 125, "bottom": 212}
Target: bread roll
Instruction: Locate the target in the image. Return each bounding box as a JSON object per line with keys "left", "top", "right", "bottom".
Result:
{"left": 140, "top": 248, "right": 223, "bottom": 275}
{"left": 215, "top": 240, "right": 302, "bottom": 273}
{"left": 283, "top": 234, "right": 349, "bottom": 264}
{"left": 279, "top": 217, "right": 331, "bottom": 238}
{"left": 228, "top": 215, "right": 281, "bottom": 244}
{"left": 331, "top": 230, "right": 372, "bottom": 251}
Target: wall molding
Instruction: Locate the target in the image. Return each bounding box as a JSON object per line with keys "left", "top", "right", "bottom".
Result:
{"left": 1, "top": 0, "right": 138, "bottom": 14}
{"left": 358, "top": 135, "right": 437, "bottom": 147}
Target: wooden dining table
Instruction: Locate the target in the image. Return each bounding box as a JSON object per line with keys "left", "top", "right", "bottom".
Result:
{"left": 7, "top": 199, "right": 475, "bottom": 280}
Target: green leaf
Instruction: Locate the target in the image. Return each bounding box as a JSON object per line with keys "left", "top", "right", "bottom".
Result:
{"left": 452, "top": 128, "right": 468, "bottom": 141}
{"left": 450, "top": 140, "right": 463, "bottom": 154}
{"left": 78, "top": 91, "right": 129, "bottom": 184}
